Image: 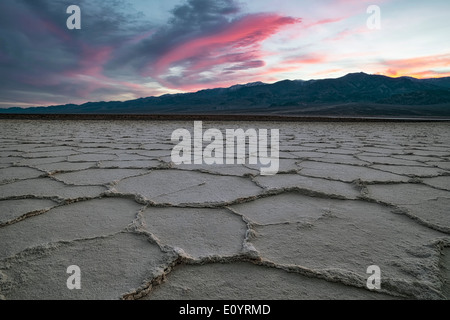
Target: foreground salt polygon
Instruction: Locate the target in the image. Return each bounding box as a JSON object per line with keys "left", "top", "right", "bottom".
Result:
{"left": 0, "top": 120, "right": 449, "bottom": 300}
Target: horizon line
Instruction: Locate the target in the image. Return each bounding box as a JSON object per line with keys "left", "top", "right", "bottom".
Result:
{"left": 2, "top": 71, "right": 450, "bottom": 110}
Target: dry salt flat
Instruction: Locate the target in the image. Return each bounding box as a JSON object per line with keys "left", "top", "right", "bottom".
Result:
{"left": 0, "top": 119, "right": 449, "bottom": 300}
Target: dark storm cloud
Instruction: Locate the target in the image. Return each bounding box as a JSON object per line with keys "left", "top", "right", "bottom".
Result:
{"left": 113, "top": 0, "right": 299, "bottom": 90}
{"left": 0, "top": 0, "right": 300, "bottom": 107}
{"left": 0, "top": 0, "right": 153, "bottom": 106}
{"left": 106, "top": 0, "right": 242, "bottom": 74}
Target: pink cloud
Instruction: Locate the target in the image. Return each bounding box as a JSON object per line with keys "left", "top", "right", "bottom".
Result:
{"left": 242, "top": 53, "right": 329, "bottom": 80}
{"left": 326, "top": 26, "right": 370, "bottom": 42}
{"left": 146, "top": 13, "right": 301, "bottom": 86}
{"left": 181, "top": 51, "right": 262, "bottom": 78}
{"left": 379, "top": 53, "right": 450, "bottom": 78}
{"left": 60, "top": 43, "right": 155, "bottom": 100}
{"left": 259, "top": 66, "right": 299, "bottom": 75}
{"left": 126, "top": 30, "right": 156, "bottom": 45}
{"left": 284, "top": 54, "right": 328, "bottom": 65}
{"left": 302, "top": 17, "right": 344, "bottom": 29}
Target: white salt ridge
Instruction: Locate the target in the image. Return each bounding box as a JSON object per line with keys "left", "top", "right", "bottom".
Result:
{"left": 142, "top": 207, "right": 247, "bottom": 259}
{"left": 14, "top": 156, "right": 67, "bottom": 166}
{"left": 145, "top": 262, "right": 397, "bottom": 300}
{"left": 422, "top": 176, "right": 450, "bottom": 191}
{"left": 115, "top": 170, "right": 263, "bottom": 205}
{"left": 299, "top": 161, "right": 409, "bottom": 183}
{"left": 0, "top": 120, "right": 449, "bottom": 300}
{"left": 427, "top": 161, "right": 450, "bottom": 170}
{"left": 173, "top": 163, "right": 260, "bottom": 176}
{"left": 37, "top": 161, "right": 97, "bottom": 173}
{"left": 0, "top": 167, "right": 45, "bottom": 184}
{"left": 240, "top": 195, "right": 446, "bottom": 299}
{"left": 98, "top": 159, "right": 162, "bottom": 169}
{"left": 366, "top": 183, "right": 450, "bottom": 232}
{"left": 0, "top": 198, "right": 57, "bottom": 226}
{"left": 0, "top": 177, "right": 106, "bottom": 200}
{"left": 53, "top": 168, "right": 149, "bottom": 185}
{"left": 370, "top": 164, "right": 446, "bottom": 177}
{"left": 22, "top": 150, "right": 78, "bottom": 158}
{"left": 68, "top": 153, "right": 118, "bottom": 162}
{"left": 0, "top": 198, "right": 142, "bottom": 259}
{"left": 254, "top": 174, "right": 360, "bottom": 200}
{"left": 310, "top": 154, "right": 370, "bottom": 166}
{"left": 357, "top": 155, "right": 425, "bottom": 166}
{"left": 366, "top": 183, "right": 450, "bottom": 205}
{"left": 0, "top": 232, "right": 178, "bottom": 300}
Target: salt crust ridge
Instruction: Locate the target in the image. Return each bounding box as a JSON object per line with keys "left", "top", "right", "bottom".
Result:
{"left": 0, "top": 120, "right": 449, "bottom": 300}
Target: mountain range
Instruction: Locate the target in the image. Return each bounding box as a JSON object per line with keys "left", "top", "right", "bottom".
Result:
{"left": 2, "top": 72, "right": 450, "bottom": 117}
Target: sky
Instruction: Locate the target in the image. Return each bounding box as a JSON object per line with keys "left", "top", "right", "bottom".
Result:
{"left": 0, "top": 0, "right": 449, "bottom": 108}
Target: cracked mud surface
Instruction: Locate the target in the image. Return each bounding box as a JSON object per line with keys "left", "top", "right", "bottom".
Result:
{"left": 0, "top": 120, "right": 449, "bottom": 300}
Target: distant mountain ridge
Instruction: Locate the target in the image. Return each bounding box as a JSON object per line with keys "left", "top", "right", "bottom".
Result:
{"left": 2, "top": 72, "right": 450, "bottom": 117}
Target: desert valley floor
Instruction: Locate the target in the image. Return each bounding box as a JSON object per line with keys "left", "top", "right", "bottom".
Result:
{"left": 0, "top": 119, "right": 449, "bottom": 300}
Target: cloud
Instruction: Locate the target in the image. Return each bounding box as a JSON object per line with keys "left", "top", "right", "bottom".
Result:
{"left": 147, "top": 13, "right": 300, "bottom": 89}
{"left": 2, "top": 0, "right": 446, "bottom": 108}
{"left": 0, "top": 0, "right": 155, "bottom": 106}
{"left": 115, "top": 0, "right": 301, "bottom": 91}
{"left": 0, "top": 0, "right": 301, "bottom": 106}
{"left": 284, "top": 54, "right": 328, "bottom": 65}
{"left": 378, "top": 53, "right": 450, "bottom": 78}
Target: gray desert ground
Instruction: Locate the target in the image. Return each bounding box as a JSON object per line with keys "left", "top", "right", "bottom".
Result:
{"left": 0, "top": 119, "right": 449, "bottom": 300}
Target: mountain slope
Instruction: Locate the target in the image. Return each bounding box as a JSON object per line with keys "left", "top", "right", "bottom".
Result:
{"left": 2, "top": 73, "right": 450, "bottom": 117}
